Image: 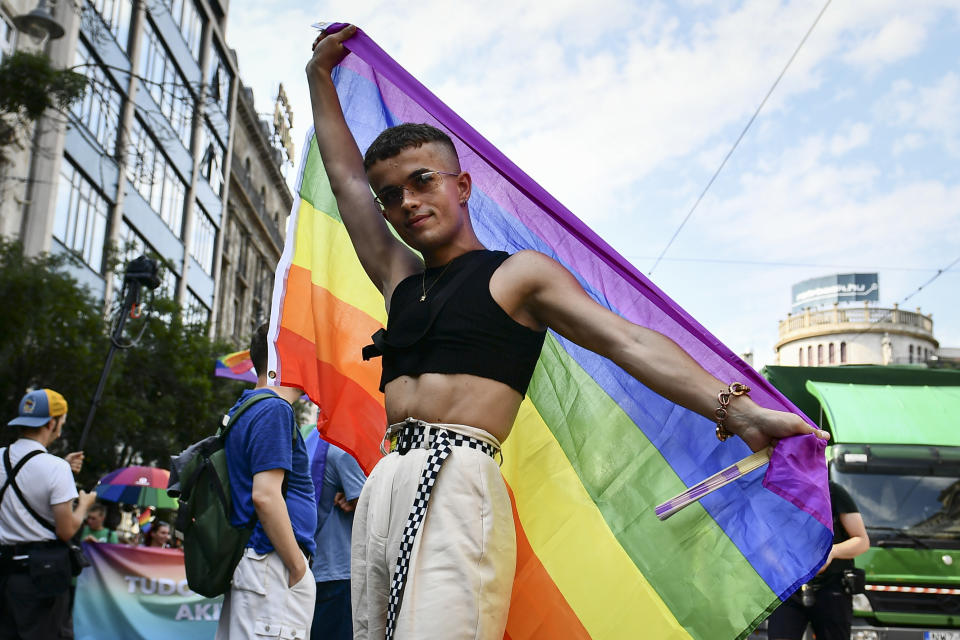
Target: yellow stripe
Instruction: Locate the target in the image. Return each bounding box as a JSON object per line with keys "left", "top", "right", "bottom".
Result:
{"left": 502, "top": 399, "right": 691, "bottom": 640}
{"left": 290, "top": 199, "right": 387, "bottom": 325}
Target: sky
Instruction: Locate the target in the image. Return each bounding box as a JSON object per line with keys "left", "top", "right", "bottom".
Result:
{"left": 226, "top": 0, "right": 960, "bottom": 368}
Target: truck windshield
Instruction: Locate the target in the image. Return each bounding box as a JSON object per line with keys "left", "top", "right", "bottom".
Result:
{"left": 832, "top": 470, "right": 960, "bottom": 544}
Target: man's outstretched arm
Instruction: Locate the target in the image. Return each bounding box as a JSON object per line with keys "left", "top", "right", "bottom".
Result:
{"left": 305, "top": 25, "right": 421, "bottom": 295}
{"left": 501, "top": 251, "right": 828, "bottom": 451}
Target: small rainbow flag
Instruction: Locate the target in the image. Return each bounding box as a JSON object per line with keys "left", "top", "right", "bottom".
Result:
{"left": 268, "top": 24, "right": 832, "bottom": 639}
{"left": 138, "top": 507, "right": 153, "bottom": 533}
{"left": 214, "top": 349, "right": 257, "bottom": 383}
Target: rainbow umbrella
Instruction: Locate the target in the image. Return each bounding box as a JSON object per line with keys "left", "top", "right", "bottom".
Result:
{"left": 95, "top": 466, "right": 178, "bottom": 509}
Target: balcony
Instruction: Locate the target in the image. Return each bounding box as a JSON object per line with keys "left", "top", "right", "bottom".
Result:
{"left": 777, "top": 303, "right": 935, "bottom": 348}
{"left": 230, "top": 152, "right": 284, "bottom": 250}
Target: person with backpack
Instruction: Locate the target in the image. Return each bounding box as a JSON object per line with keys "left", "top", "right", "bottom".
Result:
{"left": 0, "top": 388, "right": 96, "bottom": 639}
{"left": 215, "top": 324, "right": 318, "bottom": 640}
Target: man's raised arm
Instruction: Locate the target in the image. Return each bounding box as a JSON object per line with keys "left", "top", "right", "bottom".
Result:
{"left": 305, "top": 25, "right": 420, "bottom": 295}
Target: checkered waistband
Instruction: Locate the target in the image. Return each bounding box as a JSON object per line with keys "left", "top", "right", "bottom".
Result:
{"left": 384, "top": 418, "right": 499, "bottom": 459}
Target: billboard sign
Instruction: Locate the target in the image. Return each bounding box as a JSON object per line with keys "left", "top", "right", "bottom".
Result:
{"left": 791, "top": 273, "right": 878, "bottom": 312}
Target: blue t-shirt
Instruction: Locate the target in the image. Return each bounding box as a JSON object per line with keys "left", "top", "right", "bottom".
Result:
{"left": 224, "top": 389, "right": 317, "bottom": 556}
{"left": 311, "top": 443, "right": 367, "bottom": 582}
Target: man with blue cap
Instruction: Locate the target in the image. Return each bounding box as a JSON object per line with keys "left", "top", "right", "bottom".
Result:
{"left": 0, "top": 388, "right": 95, "bottom": 639}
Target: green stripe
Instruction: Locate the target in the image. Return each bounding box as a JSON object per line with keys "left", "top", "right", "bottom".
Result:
{"left": 528, "top": 334, "right": 777, "bottom": 640}
{"left": 300, "top": 141, "right": 342, "bottom": 222}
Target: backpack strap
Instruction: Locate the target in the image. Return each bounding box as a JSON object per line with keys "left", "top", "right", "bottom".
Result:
{"left": 218, "top": 391, "right": 299, "bottom": 528}
{"left": 1, "top": 447, "right": 57, "bottom": 534}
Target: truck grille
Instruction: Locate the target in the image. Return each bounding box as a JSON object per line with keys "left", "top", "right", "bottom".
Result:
{"left": 867, "top": 585, "right": 960, "bottom": 616}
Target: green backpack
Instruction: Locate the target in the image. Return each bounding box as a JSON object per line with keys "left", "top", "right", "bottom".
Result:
{"left": 167, "top": 392, "right": 292, "bottom": 598}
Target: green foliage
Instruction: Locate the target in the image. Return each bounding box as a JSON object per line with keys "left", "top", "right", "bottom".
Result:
{"left": 0, "top": 51, "right": 87, "bottom": 120}
{"left": 0, "top": 239, "right": 250, "bottom": 489}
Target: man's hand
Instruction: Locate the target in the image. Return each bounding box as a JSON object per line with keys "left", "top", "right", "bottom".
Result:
{"left": 288, "top": 557, "right": 308, "bottom": 588}
{"left": 65, "top": 451, "right": 84, "bottom": 474}
{"left": 724, "top": 396, "right": 829, "bottom": 452}
{"left": 306, "top": 24, "right": 357, "bottom": 82}
{"left": 77, "top": 489, "right": 96, "bottom": 510}
{"left": 333, "top": 491, "right": 357, "bottom": 513}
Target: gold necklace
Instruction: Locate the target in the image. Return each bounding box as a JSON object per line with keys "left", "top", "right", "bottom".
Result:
{"left": 420, "top": 260, "right": 453, "bottom": 302}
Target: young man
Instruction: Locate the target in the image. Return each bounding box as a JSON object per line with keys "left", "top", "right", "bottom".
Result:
{"left": 0, "top": 388, "right": 95, "bottom": 639}
{"left": 216, "top": 325, "right": 317, "bottom": 640}
{"left": 306, "top": 26, "right": 829, "bottom": 639}
{"left": 310, "top": 441, "right": 367, "bottom": 640}
{"left": 80, "top": 503, "right": 118, "bottom": 544}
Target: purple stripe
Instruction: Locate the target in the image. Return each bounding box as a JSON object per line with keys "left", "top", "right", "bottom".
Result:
{"left": 325, "top": 24, "right": 831, "bottom": 530}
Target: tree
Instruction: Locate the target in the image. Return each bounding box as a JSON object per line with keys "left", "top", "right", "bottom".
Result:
{"left": 0, "top": 51, "right": 87, "bottom": 167}
{"left": 0, "top": 239, "right": 248, "bottom": 488}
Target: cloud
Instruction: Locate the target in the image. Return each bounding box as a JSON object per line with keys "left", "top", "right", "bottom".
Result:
{"left": 842, "top": 16, "right": 927, "bottom": 69}
{"left": 830, "top": 122, "right": 871, "bottom": 155}
{"left": 878, "top": 72, "right": 960, "bottom": 154}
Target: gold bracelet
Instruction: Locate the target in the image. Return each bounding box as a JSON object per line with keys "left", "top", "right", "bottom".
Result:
{"left": 715, "top": 382, "right": 750, "bottom": 442}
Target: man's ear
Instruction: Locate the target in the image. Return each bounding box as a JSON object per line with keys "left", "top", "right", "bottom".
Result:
{"left": 456, "top": 171, "right": 472, "bottom": 206}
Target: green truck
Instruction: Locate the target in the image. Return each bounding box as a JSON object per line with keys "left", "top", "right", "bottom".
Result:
{"left": 763, "top": 366, "right": 960, "bottom": 640}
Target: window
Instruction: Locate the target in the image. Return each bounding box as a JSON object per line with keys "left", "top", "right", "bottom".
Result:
{"left": 909, "top": 345, "right": 914, "bottom": 364}
{"left": 53, "top": 158, "right": 109, "bottom": 271}
{"left": 85, "top": 0, "right": 133, "bottom": 52}
{"left": 817, "top": 344, "right": 823, "bottom": 366}
{"left": 828, "top": 343, "right": 835, "bottom": 364}
{"left": 207, "top": 45, "right": 231, "bottom": 115}
{"left": 1, "top": 11, "right": 14, "bottom": 62}
{"left": 72, "top": 41, "right": 123, "bottom": 155}
{"left": 127, "top": 117, "right": 186, "bottom": 236}
{"left": 139, "top": 20, "right": 194, "bottom": 148}
{"left": 163, "top": 0, "right": 203, "bottom": 61}
{"left": 840, "top": 342, "right": 847, "bottom": 364}
{"left": 799, "top": 347, "right": 804, "bottom": 367}
{"left": 198, "top": 120, "right": 225, "bottom": 195}
{"left": 807, "top": 346, "right": 813, "bottom": 368}
{"left": 191, "top": 202, "right": 216, "bottom": 274}
{"left": 183, "top": 288, "right": 210, "bottom": 328}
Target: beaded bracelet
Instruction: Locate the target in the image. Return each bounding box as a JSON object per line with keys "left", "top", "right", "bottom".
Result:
{"left": 715, "top": 382, "right": 750, "bottom": 441}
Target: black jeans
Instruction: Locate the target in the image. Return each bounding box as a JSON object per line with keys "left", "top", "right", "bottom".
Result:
{"left": 311, "top": 579, "right": 352, "bottom": 640}
{"left": 767, "top": 577, "right": 853, "bottom": 640}
{"left": 0, "top": 572, "right": 73, "bottom": 639}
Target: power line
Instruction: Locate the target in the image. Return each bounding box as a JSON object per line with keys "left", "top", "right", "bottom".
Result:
{"left": 625, "top": 256, "right": 953, "bottom": 273}
{"left": 647, "top": 0, "right": 833, "bottom": 277}
{"left": 838, "top": 253, "right": 960, "bottom": 347}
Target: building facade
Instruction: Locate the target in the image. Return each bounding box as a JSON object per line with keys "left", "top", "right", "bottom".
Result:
{"left": 1, "top": 0, "right": 290, "bottom": 342}
{"left": 216, "top": 81, "right": 292, "bottom": 344}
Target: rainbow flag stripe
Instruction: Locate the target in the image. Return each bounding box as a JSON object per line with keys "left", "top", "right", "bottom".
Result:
{"left": 268, "top": 25, "right": 832, "bottom": 639}
{"left": 214, "top": 350, "right": 257, "bottom": 383}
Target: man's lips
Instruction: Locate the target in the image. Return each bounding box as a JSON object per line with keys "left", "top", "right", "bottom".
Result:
{"left": 406, "top": 213, "right": 431, "bottom": 227}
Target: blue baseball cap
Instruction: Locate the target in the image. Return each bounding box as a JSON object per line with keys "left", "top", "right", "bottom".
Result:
{"left": 8, "top": 389, "right": 68, "bottom": 428}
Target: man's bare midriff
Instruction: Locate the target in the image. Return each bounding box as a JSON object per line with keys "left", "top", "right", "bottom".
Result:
{"left": 383, "top": 372, "right": 524, "bottom": 444}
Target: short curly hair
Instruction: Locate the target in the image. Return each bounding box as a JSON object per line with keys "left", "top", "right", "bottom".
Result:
{"left": 363, "top": 123, "right": 459, "bottom": 171}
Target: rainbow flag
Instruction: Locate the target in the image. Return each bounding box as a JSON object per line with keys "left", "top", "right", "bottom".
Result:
{"left": 214, "top": 349, "right": 257, "bottom": 383}
{"left": 268, "top": 24, "right": 832, "bottom": 639}
{"left": 138, "top": 507, "right": 153, "bottom": 533}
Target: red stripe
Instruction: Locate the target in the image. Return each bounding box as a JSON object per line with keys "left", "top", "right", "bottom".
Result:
{"left": 504, "top": 485, "right": 589, "bottom": 640}
{"left": 275, "top": 327, "right": 385, "bottom": 474}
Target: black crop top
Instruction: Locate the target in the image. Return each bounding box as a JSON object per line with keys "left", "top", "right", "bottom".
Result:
{"left": 362, "top": 250, "right": 546, "bottom": 395}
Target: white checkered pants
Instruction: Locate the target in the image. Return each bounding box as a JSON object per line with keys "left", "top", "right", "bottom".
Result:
{"left": 383, "top": 420, "right": 498, "bottom": 640}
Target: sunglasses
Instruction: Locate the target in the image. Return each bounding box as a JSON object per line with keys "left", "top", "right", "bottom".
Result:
{"left": 373, "top": 170, "right": 459, "bottom": 210}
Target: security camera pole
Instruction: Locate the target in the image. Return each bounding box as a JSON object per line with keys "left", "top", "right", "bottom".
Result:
{"left": 77, "top": 255, "right": 161, "bottom": 451}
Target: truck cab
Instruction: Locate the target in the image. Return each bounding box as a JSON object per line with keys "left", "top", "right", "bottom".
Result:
{"left": 762, "top": 366, "right": 960, "bottom": 640}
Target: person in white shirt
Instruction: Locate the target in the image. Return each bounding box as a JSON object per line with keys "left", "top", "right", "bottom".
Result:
{"left": 0, "top": 388, "right": 95, "bottom": 639}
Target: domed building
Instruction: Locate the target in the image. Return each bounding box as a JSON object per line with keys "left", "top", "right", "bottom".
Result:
{"left": 774, "top": 274, "right": 938, "bottom": 367}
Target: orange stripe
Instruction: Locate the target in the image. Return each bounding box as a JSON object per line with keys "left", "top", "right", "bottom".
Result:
{"left": 279, "top": 264, "right": 384, "bottom": 396}
{"left": 276, "top": 327, "right": 385, "bottom": 474}
{"left": 504, "top": 485, "right": 590, "bottom": 640}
